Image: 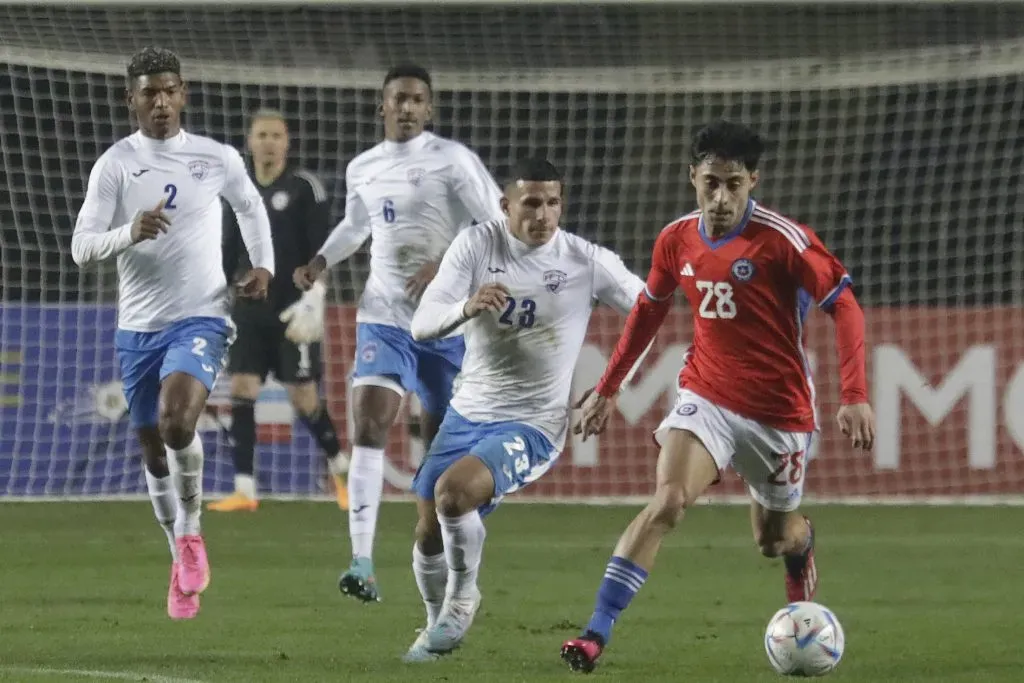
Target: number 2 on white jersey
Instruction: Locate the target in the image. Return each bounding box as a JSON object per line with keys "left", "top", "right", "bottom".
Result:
{"left": 696, "top": 280, "right": 737, "bottom": 319}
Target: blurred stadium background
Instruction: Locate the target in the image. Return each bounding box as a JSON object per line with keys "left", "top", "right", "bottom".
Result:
{"left": 3, "top": 4, "right": 1024, "bottom": 683}
{"left": 2, "top": 1, "right": 1023, "bottom": 502}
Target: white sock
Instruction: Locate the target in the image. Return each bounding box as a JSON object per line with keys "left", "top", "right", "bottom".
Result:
{"left": 438, "top": 510, "right": 486, "bottom": 601}
{"left": 145, "top": 469, "right": 178, "bottom": 561}
{"left": 348, "top": 446, "right": 384, "bottom": 559}
{"left": 169, "top": 433, "right": 204, "bottom": 537}
{"left": 234, "top": 473, "right": 256, "bottom": 499}
{"left": 413, "top": 543, "right": 448, "bottom": 627}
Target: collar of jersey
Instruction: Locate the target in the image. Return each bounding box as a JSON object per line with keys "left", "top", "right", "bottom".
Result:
{"left": 133, "top": 129, "right": 187, "bottom": 152}
{"left": 504, "top": 223, "right": 561, "bottom": 257}
{"left": 381, "top": 131, "right": 433, "bottom": 156}
{"left": 698, "top": 199, "right": 756, "bottom": 250}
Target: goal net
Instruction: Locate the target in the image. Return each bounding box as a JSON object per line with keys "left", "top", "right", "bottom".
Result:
{"left": 2, "top": 2, "right": 1023, "bottom": 502}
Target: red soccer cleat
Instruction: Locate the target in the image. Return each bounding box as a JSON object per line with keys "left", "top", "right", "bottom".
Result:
{"left": 784, "top": 516, "right": 817, "bottom": 602}
{"left": 561, "top": 632, "right": 605, "bottom": 674}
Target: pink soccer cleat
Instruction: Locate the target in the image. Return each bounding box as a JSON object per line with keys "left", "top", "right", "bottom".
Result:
{"left": 167, "top": 562, "right": 200, "bottom": 620}
{"left": 175, "top": 535, "right": 210, "bottom": 596}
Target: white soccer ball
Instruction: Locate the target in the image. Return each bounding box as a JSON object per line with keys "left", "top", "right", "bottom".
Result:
{"left": 764, "top": 601, "right": 845, "bottom": 677}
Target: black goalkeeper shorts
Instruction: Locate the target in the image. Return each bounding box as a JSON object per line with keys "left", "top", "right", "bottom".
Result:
{"left": 228, "top": 309, "right": 322, "bottom": 384}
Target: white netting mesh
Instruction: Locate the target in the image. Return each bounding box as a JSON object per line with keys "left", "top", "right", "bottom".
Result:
{"left": 2, "top": 3, "right": 1023, "bottom": 500}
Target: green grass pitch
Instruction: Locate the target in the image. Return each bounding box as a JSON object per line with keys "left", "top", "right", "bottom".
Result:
{"left": 1, "top": 502, "right": 1022, "bottom": 682}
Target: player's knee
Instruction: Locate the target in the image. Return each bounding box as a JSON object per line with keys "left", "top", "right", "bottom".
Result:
{"left": 287, "top": 383, "right": 320, "bottom": 415}
{"left": 157, "top": 407, "right": 195, "bottom": 450}
{"left": 649, "top": 484, "right": 697, "bottom": 529}
{"left": 352, "top": 414, "right": 391, "bottom": 448}
{"left": 434, "top": 479, "right": 474, "bottom": 518}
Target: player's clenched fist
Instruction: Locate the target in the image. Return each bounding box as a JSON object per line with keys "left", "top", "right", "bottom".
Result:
{"left": 130, "top": 198, "right": 170, "bottom": 243}
{"left": 463, "top": 283, "right": 511, "bottom": 318}
{"left": 836, "top": 402, "right": 875, "bottom": 451}
{"left": 294, "top": 255, "right": 327, "bottom": 291}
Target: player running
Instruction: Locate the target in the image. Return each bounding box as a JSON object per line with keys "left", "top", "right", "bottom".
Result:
{"left": 400, "top": 158, "right": 647, "bottom": 661}
{"left": 210, "top": 109, "right": 349, "bottom": 513}
{"left": 560, "top": 120, "right": 875, "bottom": 673}
{"left": 71, "top": 47, "right": 274, "bottom": 620}
{"left": 293, "top": 64, "right": 502, "bottom": 602}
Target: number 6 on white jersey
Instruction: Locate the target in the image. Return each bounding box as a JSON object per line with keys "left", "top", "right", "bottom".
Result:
{"left": 696, "top": 280, "right": 737, "bottom": 319}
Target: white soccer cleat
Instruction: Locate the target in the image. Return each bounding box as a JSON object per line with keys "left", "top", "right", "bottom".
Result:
{"left": 402, "top": 628, "right": 440, "bottom": 663}
{"left": 410, "top": 588, "right": 482, "bottom": 659}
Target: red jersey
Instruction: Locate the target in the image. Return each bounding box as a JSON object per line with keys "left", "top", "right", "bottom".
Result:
{"left": 596, "top": 200, "right": 867, "bottom": 433}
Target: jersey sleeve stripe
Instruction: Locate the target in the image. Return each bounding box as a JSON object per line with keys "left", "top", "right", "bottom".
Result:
{"left": 753, "top": 207, "right": 811, "bottom": 252}
{"left": 818, "top": 274, "right": 853, "bottom": 309}
{"left": 643, "top": 286, "right": 672, "bottom": 302}
{"left": 661, "top": 209, "right": 701, "bottom": 232}
{"left": 293, "top": 169, "right": 327, "bottom": 203}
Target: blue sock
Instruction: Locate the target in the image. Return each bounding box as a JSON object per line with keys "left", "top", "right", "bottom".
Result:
{"left": 585, "top": 556, "right": 648, "bottom": 643}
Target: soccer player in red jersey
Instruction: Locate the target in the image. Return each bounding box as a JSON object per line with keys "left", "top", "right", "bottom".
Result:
{"left": 560, "top": 120, "right": 876, "bottom": 673}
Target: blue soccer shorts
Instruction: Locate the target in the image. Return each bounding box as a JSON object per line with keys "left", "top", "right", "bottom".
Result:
{"left": 411, "top": 409, "right": 559, "bottom": 516}
{"left": 351, "top": 322, "right": 465, "bottom": 417}
{"left": 115, "top": 316, "right": 233, "bottom": 429}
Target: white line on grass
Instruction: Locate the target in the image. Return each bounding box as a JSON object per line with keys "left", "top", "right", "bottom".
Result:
{"left": 0, "top": 667, "right": 207, "bottom": 683}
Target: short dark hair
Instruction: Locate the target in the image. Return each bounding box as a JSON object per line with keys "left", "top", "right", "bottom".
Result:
{"left": 509, "top": 158, "right": 562, "bottom": 185}
{"left": 127, "top": 46, "right": 181, "bottom": 83}
{"left": 383, "top": 64, "right": 432, "bottom": 91}
{"left": 690, "top": 120, "right": 766, "bottom": 172}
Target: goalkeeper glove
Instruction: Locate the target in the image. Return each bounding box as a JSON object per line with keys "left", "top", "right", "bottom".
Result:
{"left": 279, "top": 281, "right": 326, "bottom": 343}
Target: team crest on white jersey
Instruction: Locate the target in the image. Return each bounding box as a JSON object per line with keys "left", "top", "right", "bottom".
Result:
{"left": 188, "top": 160, "right": 210, "bottom": 181}
{"left": 407, "top": 168, "right": 426, "bottom": 186}
{"left": 543, "top": 269, "right": 568, "bottom": 293}
{"left": 676, "top": 403, "right": 698, "bottom": 416}
{"left": 730, "top": 258, "right": 756, "bottom": 282}
{"left": 271, "top": 191, "right": 290, "bottom": 211}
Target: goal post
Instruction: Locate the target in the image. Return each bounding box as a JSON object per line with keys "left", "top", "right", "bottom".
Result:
{"left": 2, "top": 1, "right": 1023, "bottom": 502}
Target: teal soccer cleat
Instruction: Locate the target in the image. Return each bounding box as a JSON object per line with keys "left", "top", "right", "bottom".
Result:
{"left": 338, "top": 557, "right": 381, "bottom": 603}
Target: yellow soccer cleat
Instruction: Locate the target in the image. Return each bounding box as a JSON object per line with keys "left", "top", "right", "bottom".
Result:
{"left": 331, "top": 473, "right": 349, "bottom": 511}
{"left": 206, "top": 491, "right": 259, "bottom": 512}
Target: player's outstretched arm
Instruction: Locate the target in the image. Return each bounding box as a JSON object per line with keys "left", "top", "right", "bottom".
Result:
{"left": 296, "top": 168, "right": 371, "bottom": 291}
{"left": 278, "top": 170, "right": 331, "bottom": 343}
{"left": 828, "top": 288, "right": 875, "bottom": 450}
{"left": 789, "top": 229, "right": 875, "bottom": 451}
{"left": 221, "top": 146, "right": 274, "bottom": 297}
{"left": 72, "top": 154, "right": 168, "bottom": 266}
{"left": 575, "top": 237, "right": 678, "bottom": 440}
{"left": 410, "top": 230, "right": 483, "bottom": 341}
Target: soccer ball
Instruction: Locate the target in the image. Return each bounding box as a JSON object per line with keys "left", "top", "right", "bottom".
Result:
{"left": 764, "top": 601, "right": 845, "bottom": 677}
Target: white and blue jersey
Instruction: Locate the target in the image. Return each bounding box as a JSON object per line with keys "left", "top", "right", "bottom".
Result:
{"left": 72, "top": 130, "right": 274, "bottom": 428}
{"left": 409, "top": 219, "right": 645, "bottom": 511}
{"left": 316, "top": 132, "right": 502, "bottom": 413}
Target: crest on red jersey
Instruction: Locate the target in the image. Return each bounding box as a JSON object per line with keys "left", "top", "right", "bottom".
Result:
{"left": 730, "top": 258, "right": 756, "bottom": 282}
{"left": 543, "top": 269, "right": 568, "bottom": 293}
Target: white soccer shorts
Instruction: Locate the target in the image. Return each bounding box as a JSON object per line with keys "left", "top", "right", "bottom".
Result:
{"left": 654, "top": 389, "right": 815, "bottom": 512}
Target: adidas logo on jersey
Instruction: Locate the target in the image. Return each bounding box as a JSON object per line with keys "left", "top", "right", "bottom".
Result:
{"left": 680, "top": 263, "right": 695, "bottom": 277}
